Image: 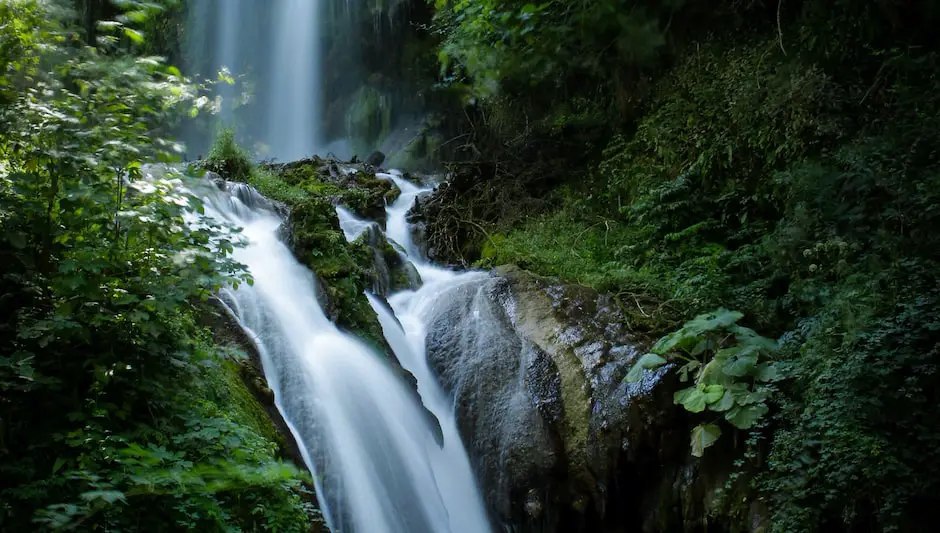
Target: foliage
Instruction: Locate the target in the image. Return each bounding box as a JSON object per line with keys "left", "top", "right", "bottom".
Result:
{"left": 432, "top": 0, "right": 667, "bottom": 99}
{"left": 0, "top": 1, "right": 316, "bottom": 530}
{"left": 626, "top": 309, "right": 781, "bottom": 456}
{"left": 203, "top": 128, "right": 254, "bottom": 183}
{"left": 430, "top": 0, "right": 940, "bottom": 531}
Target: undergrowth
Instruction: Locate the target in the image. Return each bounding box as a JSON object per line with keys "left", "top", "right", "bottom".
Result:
{"left": 0, "top": 3, "right": 320, "bottom": 530}
{"left": 440, "top": 6, "right": 940, "bottom": 531}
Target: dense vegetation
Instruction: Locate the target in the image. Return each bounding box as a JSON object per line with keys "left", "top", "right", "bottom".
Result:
{"left": 424, "top": 1, "right": 940, "bottom": 531}
{"left": 0, "top": 1, "right": 320, "bottom": 531}
{"left": 3, "top": 0, "right": 939, "bottom": 532}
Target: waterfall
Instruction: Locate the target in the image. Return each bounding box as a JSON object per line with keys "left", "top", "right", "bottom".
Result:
{"left": 179, "top": 174, "right": 493, "bottom": 533}
{"left": 265, "top": 0, "right": 322, "bottom": 160}
{"left": 338, "top": 172, "right": 497, "bottom": 529}
{"left": 215, "top": 0, "right": 240, "bottom": 125}
{"left": 186, "top": 0, "right": 322, "bottom": 161}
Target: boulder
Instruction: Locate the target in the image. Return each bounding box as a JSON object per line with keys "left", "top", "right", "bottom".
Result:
{"left": 424, "top": 265, "right": 760, "bottom": 532}
{"left": 356, "top": 223, "right": 422, "bottom": 298}
{"left": 261, "top": 156, "right": 397, "bottom": 223}
{"left": 366, "top": 150, "right": 386, "bottom": 167}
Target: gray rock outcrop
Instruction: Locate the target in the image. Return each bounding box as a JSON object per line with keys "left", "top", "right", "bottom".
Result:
{"left": 424, "top": 265, "right": 676, "bottom": 532}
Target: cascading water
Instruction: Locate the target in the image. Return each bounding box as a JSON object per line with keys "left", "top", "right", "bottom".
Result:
{"left": 180, "top": 174, "right": 492, "bottom": 533}
{"left": 265, "top": 0, "right": 322, "bottom": 160}
{"left": 185, "top": 0, "right": 322, "bottom": 160}
{"left": 215, "top": 0, "right": 240, "bottom": 124}
{"left": 337, "top": 172, "right": 501, "bottom": 528}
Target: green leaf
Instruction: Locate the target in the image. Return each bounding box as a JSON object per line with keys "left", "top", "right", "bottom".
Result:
{"left": 625, "top": 353, "right": 667, "bottom": 382}
{"left": 703, "top": 384, "right": 724, "bottom": 404}
{"left": 720, "top": 346, "right": 759, "bottom": 377}
{"left": 710, "top": 389, "right": 735, "bottom": 412}
{"left": 123, "top": 28, "right": 145, "bottom": 44}
{"left": 725, "top": 403, "right": 769, "bottom": 429}
{"left": 686, "top": 308, "right": 743, "bottom": 336}
{"left": 650, "top": 329, "right": 687, "bottom": 354}
{"left": 80, "top": 490, "right": 126, "bottom": 504}
{"left": 690, "top": 338, "right": 712, "bottom": 356}
{"left": 639, "top": 353, "right": 667, "bottom": 369}
{"left": 755, "top": 362, "right": 781, "bottom": 382}
{"left": 700, "top": 358, "right": 730, "bottom": 386}
{"left": 690, "top": 423, "right": 722, "bottom": 457}
{"left": 732, "top": 325, "right": 778, "bottom": 351}
{"left": 674, "top": 387, "right": 707, "bottom": 413}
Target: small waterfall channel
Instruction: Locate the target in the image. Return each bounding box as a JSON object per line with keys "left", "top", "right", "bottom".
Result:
{"left": 182, "top": 172, "right": 493, "bottom": 533}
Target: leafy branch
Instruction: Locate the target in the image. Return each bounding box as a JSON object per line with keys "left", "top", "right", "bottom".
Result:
{"left": 626, "top": 308, "right": 782, "bottom": 456}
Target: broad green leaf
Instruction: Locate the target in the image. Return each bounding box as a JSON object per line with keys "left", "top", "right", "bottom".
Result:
{"left": 703, "top": 385, "right": 724, "bottom": 404}
{"left": 732, "top": 325, "right": 778, "bottom": 351}
{"left": 721, "top": 346, "right": 758, "bottom": 377}
{"left": 625, "top": 353, "right": 667, "bottom": 382}
{"left": 674, "top": 387, "right": 707, "bottom": 413}
{"left": 700, "top": 358, "right": 730, "bottom": 386}
{"left": 690, "top": 423, "right": 722, "bottom": 457}
{"left": 685, "top": 308, "right": 743, "bottom": 336}
{"left": 755, "top": 362, "right": 781, "bottom": 382}
{"left": 639, "top": 353, "right": 667, "bottom": 369}
{"left": 725, "top": 403, "right": 769, "bottom": 429}
{"left": 712, "top": 344, "right": 740, "bottom": 363}
{"left": 690, "top": 338, "right": 713, "bottom": 356}
{"left": 741, "top": 388, "right": 769, "bottom": 405}
{"left": 650, "top": 330, "right": 684, "bottom": 354}
{"left": 710, "top": 389, "right": 735, "bottom": 412}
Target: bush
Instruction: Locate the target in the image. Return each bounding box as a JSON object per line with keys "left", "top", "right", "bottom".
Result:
{"left": 203, "top": 128, "right": 254, "bottom": 182}
{"left": 0, "top": 2, "right": 315, "bottom": 530}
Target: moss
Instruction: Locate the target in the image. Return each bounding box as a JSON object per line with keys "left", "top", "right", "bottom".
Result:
{"left": 257, "top": 158, "right": 395, "bottom": 221}
{"left": 345, "top": 86, "right": 393, "bottom": 151}
{"left": 248, "top": 161, "right": 394, "bottom": 354}
{"left": 203, "top": 133, "right": 401, "bottom": 373}
{"left": 215, "top": 356, "right": 286, "bottom": 452}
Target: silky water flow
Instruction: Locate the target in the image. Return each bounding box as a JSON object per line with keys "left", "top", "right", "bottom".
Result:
{"left": 179, "top": 172, "right": 492, "bottom": 533}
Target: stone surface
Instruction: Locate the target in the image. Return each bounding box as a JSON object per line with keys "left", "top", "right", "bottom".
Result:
{"left": 366, "top": 150, "right": 386, "bottom": 167}
{"left": 355, "top": 223, "right": 422, "bottom": 298}
{"left": 424, "top": 265, "right": 759, "bottom": 533}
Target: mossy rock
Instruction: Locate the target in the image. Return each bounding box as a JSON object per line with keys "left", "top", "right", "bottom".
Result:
{"left": 353, "top": 225, "right": 423, "bottom": 297}
{"left": 261, "top": 157, "right": 396, "bottom": 223}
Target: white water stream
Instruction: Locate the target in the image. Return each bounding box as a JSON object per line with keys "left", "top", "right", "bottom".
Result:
{"left": 182, "top": 173, "right": 492, "bottom": 533}
{"left": 188, "top": 0, "right": 322, "bottom": 160}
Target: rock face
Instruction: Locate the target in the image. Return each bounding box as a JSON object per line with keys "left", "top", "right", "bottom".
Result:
{"left": 366, "top": 150, "right": 386, "bottom": 167}
{"left": 425, "top": 265, "right": 763, "bottom": 533}
{"left": 424, "top": 265, "right": 667, "bottom": 531}
{"left": 356, "top": 223, "right": 422, "bottom": 298}
{"left": 261, "top": 157, "right": 399, "bottom": 223}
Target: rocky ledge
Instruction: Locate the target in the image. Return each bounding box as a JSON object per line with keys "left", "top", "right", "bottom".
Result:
{"left": 424, "top": 265, "right": 767, "bottom": 533}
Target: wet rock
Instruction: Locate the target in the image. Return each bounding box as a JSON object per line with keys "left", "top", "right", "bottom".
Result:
{"left": 261, "top": 156, "right": 395, "bottom": 224}
{"left": 424, "top": 265, "right": 715, "bottom": 533}
{"left": 424, "top": 277, "right": 561, "bottom": 525}
{"left": 356, "top": 224, "right": 422, "bottom": 297}
{"left": 366, "top": 150, "right": 386, "bottom": 167}
{"left": 197, "top": 299, "right": 310, "bottom": 472}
